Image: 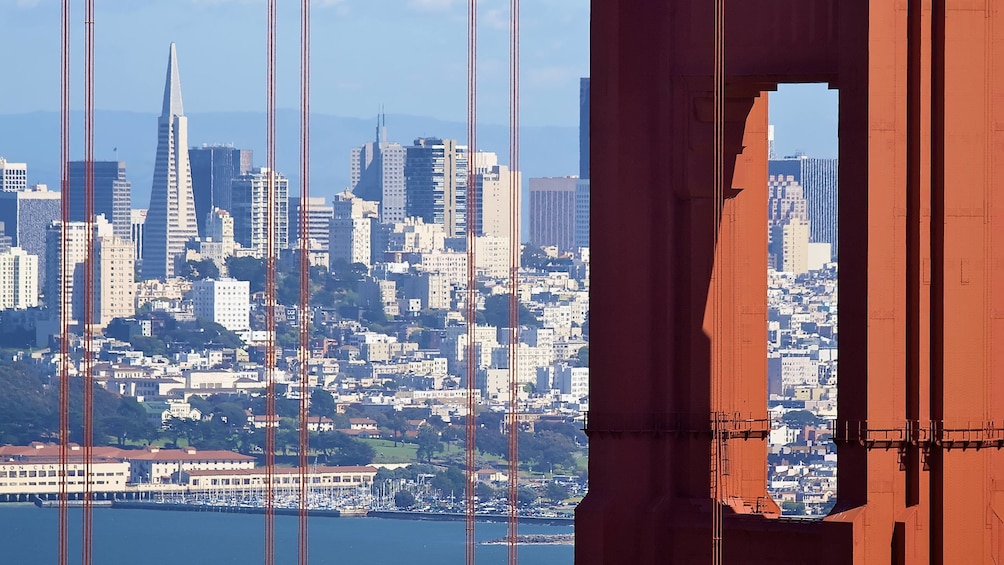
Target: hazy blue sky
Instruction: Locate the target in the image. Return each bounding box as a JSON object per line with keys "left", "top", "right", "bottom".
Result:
{"left": 4, "top": 0, "right": 589, "bottom": 127}
{"left": 2, "top": 0, "right": 836, "bottom": 155}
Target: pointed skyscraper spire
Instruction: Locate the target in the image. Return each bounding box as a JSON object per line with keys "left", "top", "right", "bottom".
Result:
{"left": 144, "top": 42, "right": 198, "bottom": 280}
{"left": 161, "top": 43, "right": 185, "bottom": 118}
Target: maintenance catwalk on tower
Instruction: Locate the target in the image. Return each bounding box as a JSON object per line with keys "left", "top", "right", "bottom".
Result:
{"left": 577, "top": 1, "right": 1004, "bottom": 563}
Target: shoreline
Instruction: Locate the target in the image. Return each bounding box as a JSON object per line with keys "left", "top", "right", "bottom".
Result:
{"left": 103, "top": 501, "right": 575, "bottom": 527}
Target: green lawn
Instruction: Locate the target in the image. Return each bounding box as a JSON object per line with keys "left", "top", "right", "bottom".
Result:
{"left": 361, "top": 438, "right": 419, "bottom": 463}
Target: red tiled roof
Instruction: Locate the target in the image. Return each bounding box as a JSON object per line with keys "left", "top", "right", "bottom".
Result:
{"left": 185, "top": 465, "right": 377, "bottom": 477}
{"left": 0, "top": 444, "right": 254, "bottom": 463}
{"left": 123, "top": 449, "right": 255, "bottom": 462}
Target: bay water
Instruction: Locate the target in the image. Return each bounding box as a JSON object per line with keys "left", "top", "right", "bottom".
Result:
{"left": 0, "top": 504, "right": 573, "bottom": 564}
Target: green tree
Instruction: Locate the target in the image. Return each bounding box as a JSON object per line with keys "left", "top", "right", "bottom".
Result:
{"left": 482, "top": 294, "right": 539, "bottom": 328}
{"left": 226, "top": 256, "right": 266, "bottom": 293}
{"left": 310, "top": 389, "right": 337, "bottom": 420}
{"left": 517, "top": 486, "right": 538, "bottom": 507}
{"left": 476, "top": 482, "right": 495, "bottom": 501}
{"left": 105, "top": 397, "right": 157, "bottom": 446}
{"left": 575, "top": 345, "right": 589, "bottom": 367}
{"left": 781, "top": 501, "right": 807, "bottom": 515}
{"left": 415, "top": 425, "right": 443, "bottom": 463}
{"left": 129, "top": 335, "right": 167, "bottom": 357}
{"left": 781, "top": 410, "right": 822, "bottom": 429}
{"left": 0, "top": 362, "right": 52, "bottom": 444}
{"left": 394, "top": 490, "right": 417, "bottom": 509}
{"left": 431, "top": 467, "right": 467, "bottom": 499}
{"left": 316, "top": 431, "right": 376, "bottom": 465}
{"left": 180, "top": 258, "right": 220, "bottom": 281}
{"left": 544, "top": 481, "right": 569, "bottom": 503}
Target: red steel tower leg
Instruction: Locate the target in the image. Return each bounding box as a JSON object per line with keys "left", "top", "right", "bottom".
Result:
{"left": 82, "top": 2, "right": 96, "bottom": 562}
{"left": 58, "top": 1, "right": 71, "bottom": 563}
{"left": 297, "top": 0, "right": 311, "bottom": 563}
{"left": 264, "top": 1, "right": 277, "bottom": 564}
{"left": 464, "top": 1, "right": 478, "bottom": 564}
{"left": 578, "top": 1, "right": 1004, "bottom": 563}
{"left": 506, "top": 0, "right": 520, "bottom": 563}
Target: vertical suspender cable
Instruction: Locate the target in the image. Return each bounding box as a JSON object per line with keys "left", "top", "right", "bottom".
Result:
{"left": 264, "top": 1, "right": 277, "bottom": 564}
{"left": 506, "top": 0, "right": 520, "bottom": 563}
{"left": 58, "top": 1, "right": 71, "bottom": 563}
{"left": 711, "top": 0, "right": 726, "bottom": 563}
{"left": 465, "top": 0, "right": 479, "bottom": 563}
{"left": 82, "top": 1, "right": 96, "bottom": 562}
{"left": 297, "top": 0, "right": 312, "bottom": 563}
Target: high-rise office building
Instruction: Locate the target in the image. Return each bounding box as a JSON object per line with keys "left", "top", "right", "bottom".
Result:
{"left": 575, "top": 179, "right": 590, "bottom": 250}
{"left": 288, "top": 196, "right": 334, "bottom": 252}
{"left": 529, "top": 177, "right": 578, "bottom": 253}
{"left": 769, "top": 154, "right": 838, "bottom": 258}
{"left": 130, "top": 209, "right": 147, "bottom": 264}
{"left": 767, "top": 174, "right": 809, "bottom": 225}
{"left": 0, "top": 247, "right": 38, "bottom": 310}
{"left": 143, "top": 43, "right": 200, "bottom": 280}
{"left": 472, "top": 151, "right": 521, "bottom": 243}
{"left": 231, "top": 167, "right": 288, "bottom": 257}
{"left": 578, "top": 78, "right": 591, "bottom": 250}
{"left": 767, "top": 174, "right": 810, "bottom": 272}
{"left": 189, "top": 144, "right": 253, "bottom": 236}
{"left": 0, "top": 185, "right": 60, "bottom": 292}
{"left": 0, "top": 158, "right": 28, "bottom": 192}
{"left": 0, "top": 223, "right": 12, "bottom": 254}
{"left": 580, "top": 78, "right": 590, "bottom": 180}
{"left": 68, "top": 161, "right": 132, "bottom": 240}
{"left": 405, "top": 138, "right": 468, "bottom": 237}
{"left": 350, "top": 114, "right": 408, "bottom": 223}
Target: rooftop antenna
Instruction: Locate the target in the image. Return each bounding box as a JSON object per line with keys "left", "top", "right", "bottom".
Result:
{"left": 380, "top": 105, "right": 387, "bottom": 145}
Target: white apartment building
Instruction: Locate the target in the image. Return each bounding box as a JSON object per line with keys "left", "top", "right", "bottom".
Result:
{"left": 781, "top": 218, "right": 810, "bottom": 274}
{"left": 94, "top": 235, "right": 135, "bottom": 327}
{"left": 387, "top": 218, "right": 446, "bottom": 253}
{"left": 0, "top": 247, "right": 38, "bottom": 309}
{"left": 473, "top": 151, "right": 521, "bottom": 243}
{"left": 198, "top": 208, "right": 243, "bottom": 273}
{"left": 541, "top": 305, "right": 574, "bottom": 338}
{"left": 475, "top": 235, "right": 511, "bottom": 280}
{"left": 491, "top": 345, "right": 554, "bottom": 386}
{"left": 288, "top": 195, "right": 334, "bottom": 256}
{"left": 191, "top": 278, "right": 250, "bottom": 332}
{"left": 416, "top": 251, "right": 468, "bottom": 287}
{"left": 402, "top": 272, "right": 450, "bottom": 310}
{"left": 555, "top": 363, "right": 589, "bottom": 399}
{"left": 231, "top": 167, "right": 289, "bottom": 258}
{"left": 329, "top": 191, "right": 379, "bottom": 268}
{"left": 45, "top": 215, "right": 114, "bottom": 326}
{"left": 0, "top": 158, "right": 28, "bottom": 192}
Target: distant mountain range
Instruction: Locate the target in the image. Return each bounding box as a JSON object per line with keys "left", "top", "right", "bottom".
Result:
{"left": 0, "top": 111, "right": 580, "bottom": 211}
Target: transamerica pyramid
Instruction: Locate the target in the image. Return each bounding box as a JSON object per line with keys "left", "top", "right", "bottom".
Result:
{"left": 142, "top": 43, "right": 199, "bottom": 279}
